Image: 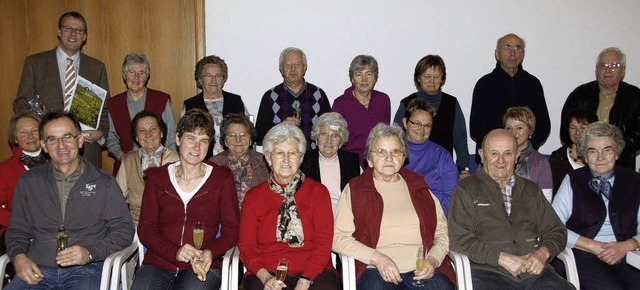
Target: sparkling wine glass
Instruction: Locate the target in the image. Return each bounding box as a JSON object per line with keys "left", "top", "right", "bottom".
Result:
{"left": 275, "top": 258, "right": 288, "bottom": 284}
{"left": 412, "top": 246, "right": 426, "bottom": 287}
{"left": 56, "top": 225, "right": 68, "bottom": 252}
{"left": 193, "top": 221, "right": 204, "bottom": 263}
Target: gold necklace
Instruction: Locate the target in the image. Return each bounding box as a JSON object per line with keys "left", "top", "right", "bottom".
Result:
{"left": 176, "top": 165, "right": 205, "bottom": 183}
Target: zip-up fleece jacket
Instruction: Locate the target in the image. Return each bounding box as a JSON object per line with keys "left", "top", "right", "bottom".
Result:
{"left": 7, "top": 158, "right": 135, "bottom": 268}
{"left": 138, "top": 161, "right": 239, "bottom": 271}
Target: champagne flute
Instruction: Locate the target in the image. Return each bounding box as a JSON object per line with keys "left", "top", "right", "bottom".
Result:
{"left": 275, "top": 258, "right": 288, "bottom": 284}
{"left": 56, "top": 225, "right": 68, "bottom": 252}
{"left": 193, "top": 221, "right": 204, "bottom": 263}
{"left": 412, "top": 246, "right": 426, "bottom": 287}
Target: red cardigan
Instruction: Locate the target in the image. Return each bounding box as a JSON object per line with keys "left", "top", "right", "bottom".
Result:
{"left": 238, "top": 177, "right": 334, "bottom": 280}
{"left": 349, "top": 167, "right": 456, "bottom": 284}
{"left": 0, "top": 147, "right": 27, "bottom": 235}
{"left": 137, "top": 161, "right": 239, "bottom": 271}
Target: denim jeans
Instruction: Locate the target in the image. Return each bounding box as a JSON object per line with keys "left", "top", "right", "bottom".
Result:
{"left": 130, "top": 264, "right": 221, "bottom": 290}
{"left": 356, "top": 268, "right": 454, "bottom": 290}
{"left": 4, "top": 263, "right": 103, "bottom": 290}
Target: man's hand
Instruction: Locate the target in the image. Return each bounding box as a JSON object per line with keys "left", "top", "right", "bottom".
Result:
{"left": 597, "top": 240, "right": 636, "bottom": 265}
{"left": 13, "top": 254, "right": 44, "bottom": 285}
{"left": 498, "top": 252, "right": 528, "bottom": 277}
{"left": 81, "top": 130, "right": 103, "bottom": 144}
{"left": 283, "top": 117, "right": 300, "bottom": 127}
{"left": 56, "top": 245, "right": 91, "bottom": 267}
{"left": 414, "top": 256, "right": 438, "bottom": 280}
{"left": 370, "top": 250, "right": 402, "bottom": 285}
{"left": 524, "top": 247, "right": 550, "bottom": 275}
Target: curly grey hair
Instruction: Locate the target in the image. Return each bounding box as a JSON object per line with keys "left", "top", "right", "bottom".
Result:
{"left": 577, "top": 121, "right": 625, "bottom": 158}
{"left": 365, "top": 123, "right": 408, "bottom": 160}
{"left": 310, "top": 112, "right": 349, "bottom": 147}
{"left": 121, "top": 53, "right": 150, "bottom": 77}
{"left": 263, "top": 122, "right": 307, "bottom": 157}
{"left": 348, "top": 55, "right": 379, "bottom": 80}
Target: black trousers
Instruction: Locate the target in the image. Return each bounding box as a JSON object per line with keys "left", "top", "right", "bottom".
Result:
{"left": 243, "top": 269, "right": 340, "bottom": 290}
{"left": 573, "top": 248, "right": 640, "bottom": 290}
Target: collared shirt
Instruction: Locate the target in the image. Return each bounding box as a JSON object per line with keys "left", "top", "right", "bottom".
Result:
{"left": 501, "top": 175, "right": 516, "bottom": 215}
{"left": 56, "top": 46, "right": 80, "bottom": 98}
{"left": 285, "top": 81, "right": 307, "bottom": 98}
{"left": 53, "top": 159, "right": 85, "bottom": 222}
{"left": 596, "top": 85, "right": 618, "bottom": 122}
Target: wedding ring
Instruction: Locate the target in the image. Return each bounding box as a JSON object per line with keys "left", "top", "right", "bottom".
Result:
{"left": 34, "top": 273, "right": 39, "bottom": 278}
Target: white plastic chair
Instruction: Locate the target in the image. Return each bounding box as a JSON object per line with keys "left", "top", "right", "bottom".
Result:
{"left": 447, "top": 250, "right": 472, "bottom": 290}
{"left": 228, "top": 248, "right": 349, "bottom": 290}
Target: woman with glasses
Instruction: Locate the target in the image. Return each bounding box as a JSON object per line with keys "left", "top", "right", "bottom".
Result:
{"left": 332, "top": 55, "right": 390, "bottom": 167}
{"left": 401, "top": 99, "right": 458, "bottom": 216}
{"left": 503, "top": 106, "right": 553, "bottom": 202}
{"left": 549, "top": 108, "right": 597, "bottom": 196}
{"left": 300, "top": 112, "right": 360, "bottom": 214}
{"left": 333, "top": 123, "right": 455, "bottom": 290}
{"left": 181, "top": 55, "right": 247, "bottom": 159}
{"left": 238, "top": 123, "right": 340, "bottom": 290}
{"left": 106, "top": 53, "right": 177, "bottom": 174}
{"left": 394, "top": 55, "right": 470, "bottom": 178}
{"left": 209, "top": 113, "right": 269, "bottom": 208}
{"left": 552, "top": 122, "right": 640, "bottom": 289}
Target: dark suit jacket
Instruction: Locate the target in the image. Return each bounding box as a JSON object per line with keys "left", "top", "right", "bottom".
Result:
{"left": 300, "top": 149, "right": 360, "bottom": 190}
{"left": 15, "top": 48, "right": 110, "bottom": 167}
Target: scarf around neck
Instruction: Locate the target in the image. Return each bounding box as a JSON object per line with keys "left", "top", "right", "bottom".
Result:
{"left": 515, "top": 141, "right": 534, "bottom": 179}
{"left": 269, "top": 170, "right": 305, "bottom": 247}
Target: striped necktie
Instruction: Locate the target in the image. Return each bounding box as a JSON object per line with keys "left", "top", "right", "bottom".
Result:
{"left": 64, "top": 58, "right": 76, "bottom": 112}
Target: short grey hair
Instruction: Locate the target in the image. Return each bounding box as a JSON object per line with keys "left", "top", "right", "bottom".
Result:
{"left": 365, "top": 123, "right": 408, "bottom": 159}
{"left": 310, "top": 112, "right": 349, "bottom": 147}
{"left": 597, "top": 47, "right": 626, "bottom": 67}
{"left": 349, "top": 55, "right": 379, "bottom": 80}
{"left": 279, "top": 47, "right": 307, "bottom": 66}
{"left": 496, "top": 33, "right": 526, "bottom": 49}
{"left": 121, "top": 53, "right": 150, "bottom": 76}
{"left": 263, "top": 122, "right": 307, "bottom": 156}
{"left": 577, "top": 121, "right": 625, "bottom": 158}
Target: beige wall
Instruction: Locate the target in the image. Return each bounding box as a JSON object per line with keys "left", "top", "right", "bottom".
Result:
{"left": 0, "top": 0, "right": 205, "bottom": 172}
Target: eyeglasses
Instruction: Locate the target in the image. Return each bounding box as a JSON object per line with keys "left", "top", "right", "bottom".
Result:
{"left": 283, "top": 63, "right": 304, "bottom": 70}
{"left": 586, "top": 147, "right": 616, "bottom": 158}
{"left": 372, "top": 148, "right": 404, "bottom": 158}
{"left": 271, "top": 151, "right": 301, "bottom": 160}
{"left": 202, "top": 74, "right": 225, "bottom": 81}
{"left": 318, "top": 133, "right": 340, "bottom": 141}
{"left": 125, "top": 69, "right": 148, "bottom": 78}
{"left": 59, "top": 26, "right": 86, "bottom": 35}
{"left": 597, "top": 63, "right": 624, "bottom": 71}
{"left": 44, "top": 134, "right": 78, "bottom": 145}
{"left": 226, "top": 132, "right": 249, "bottom": 140}
{"left": 500, "top": 45, "right": 524, "bottom": 52}
{"left": 408, "top": 119, "right": 432, "bottom": 129}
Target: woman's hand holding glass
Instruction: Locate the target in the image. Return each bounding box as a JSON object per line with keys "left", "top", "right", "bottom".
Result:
{"left": 414, "top": 255, "right": 438, "bottom": 280}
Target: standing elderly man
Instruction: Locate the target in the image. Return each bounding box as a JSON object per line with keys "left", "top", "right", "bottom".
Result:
{"left": 561, "top": 47, "right": 640, "bottom": 170}
{"left": 4, "top": 112, "right": 134, "bottom": 289}
{"left": 448, "top": 129, "right": 573, "bottom": 289}
{"left": 470, "top": 33, "right": 550, "bottom": 164}
{"left": 14, "top": 11, "right": 110, "bottom": 168}
{"left": 255, "top": 47, "right": 331, "bottom": 150}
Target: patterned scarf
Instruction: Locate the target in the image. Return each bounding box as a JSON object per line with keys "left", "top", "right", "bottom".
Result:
{"left": 515, "top": 141, "right": 534, "bottom": 180}
{"left": 228, "top": 153, "right": 253, "bottom": 207}
{"left": 140, "top": 146, "right": 164, "bottom": 177}
{"left": 588, "top": 169, "right": 615, "bottom": 200}
{"left": 20, "top": 151, "right": 46, "bottom": 169}
{"left": 269, "top": 170, "right": 305, "bottom": 247}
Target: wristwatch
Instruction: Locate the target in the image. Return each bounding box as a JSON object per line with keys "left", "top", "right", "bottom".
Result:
{"left": 87, "top": 252, "right": 94, "bottom": 263}
{"left": 632, "top": 237, "right": 640, "bottom": 251}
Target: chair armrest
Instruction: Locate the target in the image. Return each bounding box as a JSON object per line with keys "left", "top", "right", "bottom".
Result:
{"left": 109, "top": 242, "right": 139, "bottom": 290}
{"left": 221, "top": 246, "right": 235, "bottom": 290}
{"left": 338, "top": 253, "right": 356, "bottom": 290}
{"left": 557, "top": 247, "right": 580, "bottom": 290}
{"left": 447, "top": 251, "right": 472, "bottom": 290}
{"left": 99, "top": 248, "right": 120, "bottom": 290}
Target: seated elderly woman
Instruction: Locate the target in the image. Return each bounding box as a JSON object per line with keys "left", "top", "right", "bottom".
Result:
{"left": 553, "top": 122, "right": 640, "bottom": 290}
{"left": 503, "top": 106, "right": 553, "bottom": 202}
{"left": 332, "top": 54, "right": 391, "bottom": 167}
{"left": 300, "top": 112, "right": 360, "bottom": 214}
{"left": 209, "top": 113, "right": 269, "bottom": 208}
{"left": 402, "top": 99, "right": 458, "bottom": 216}
{"left": 239, "top": 123, "right": 340, "bottom": 290}
{"left": 333, "top": 123, "right": 455, "bottom": 290}
{"left": 0, "top": 112, "right": 46, "bottom": 252}
{"left": 550, "top": 108, "right": 598, "bottom": 196}
{"left": 116, "top": 111, "right": 179, "bottom": 224}
{"left": 133, "top": 109, "right": 239, "bottom": 290}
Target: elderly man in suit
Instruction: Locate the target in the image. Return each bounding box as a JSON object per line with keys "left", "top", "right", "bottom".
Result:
{"left": 14, "top": 11, "right": 109, "bottom": 168}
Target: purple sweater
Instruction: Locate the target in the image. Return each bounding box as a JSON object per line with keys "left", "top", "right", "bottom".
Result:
{"left": 404, "top": 139, "right": 458, "bottom": 216}
{"left": 332, "top": 86, "right": 390, "bottom": 166}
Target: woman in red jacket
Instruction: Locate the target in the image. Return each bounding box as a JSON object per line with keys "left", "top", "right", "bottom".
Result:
{"left": 133, "top": 109, "right": 239, "bottom": 290}
{"left": 239, "top": 123, "right": 340, "bottom": 290}
{"left": 0, "top": 112, "right": 45, "bottom": 252}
